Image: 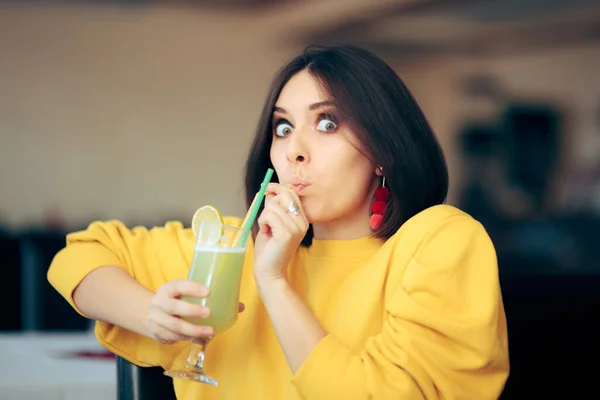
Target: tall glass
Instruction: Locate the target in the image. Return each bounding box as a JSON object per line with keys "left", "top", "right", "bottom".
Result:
{"left": 163, "top": 224, "right": 246, "bottom": 386}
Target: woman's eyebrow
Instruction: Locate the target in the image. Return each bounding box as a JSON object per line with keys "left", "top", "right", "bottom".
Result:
{"left": 273, "top": 100, "right": 337, "bottom": 115}
{"left": 308, "top": 100, "right": 337, "bottom": 111}
{"left": 273, "top": 105, "right": 287, "bottom": 114}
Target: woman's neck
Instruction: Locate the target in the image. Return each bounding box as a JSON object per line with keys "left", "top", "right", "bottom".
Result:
{"left": 311, "top": 211, "right": 372, "bottom": 241}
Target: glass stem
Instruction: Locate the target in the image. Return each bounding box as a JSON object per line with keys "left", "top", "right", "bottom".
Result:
{"left": 186, "top": 338, "right": 211, "bottom": 373}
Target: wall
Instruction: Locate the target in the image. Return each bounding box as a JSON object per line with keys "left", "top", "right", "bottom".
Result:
{"left": 0, "top": 5, "right": 301, "bottom": 229}
{"left": 391, "top": 42, "right": 600, "bottom": 208}
{"left": 2, "top": 5, "right": 598, "bottom": 229}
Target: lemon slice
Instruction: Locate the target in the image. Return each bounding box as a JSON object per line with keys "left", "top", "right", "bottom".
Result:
{"left": 191, "top": 205, "right": 224, "bottom": 246}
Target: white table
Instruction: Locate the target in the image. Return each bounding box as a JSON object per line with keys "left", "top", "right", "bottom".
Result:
{"left": 0, "top": 332, "right": 116, "bottom": 400}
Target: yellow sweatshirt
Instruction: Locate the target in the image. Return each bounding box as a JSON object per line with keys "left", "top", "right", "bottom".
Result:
{"left": 48, "top": 204, "right": 509, "bottom": 399}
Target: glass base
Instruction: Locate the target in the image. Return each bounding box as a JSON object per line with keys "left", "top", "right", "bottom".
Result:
{"left": 164, "top": 369, "right": 219, "bottom": 386}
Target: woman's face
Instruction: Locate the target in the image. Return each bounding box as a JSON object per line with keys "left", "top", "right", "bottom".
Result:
{"left": 270, "top": 70, "right": 382, "bottom": 235}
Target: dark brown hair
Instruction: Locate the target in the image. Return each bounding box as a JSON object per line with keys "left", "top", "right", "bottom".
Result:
{"left": 244, "top": 44, "right": 448, "bottom": 245}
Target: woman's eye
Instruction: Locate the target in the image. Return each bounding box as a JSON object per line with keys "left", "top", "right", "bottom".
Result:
{"left": 274, "top": 122, "right": 294, "bottom": 137}
{"left": 316, "top": 118, "right": 337, "bottom": 133}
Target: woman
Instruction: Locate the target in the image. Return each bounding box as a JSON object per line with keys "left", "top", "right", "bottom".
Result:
{"left": 48, "top": 45, "right": 509, "bottom": 399}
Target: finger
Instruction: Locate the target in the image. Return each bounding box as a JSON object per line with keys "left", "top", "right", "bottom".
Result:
{"left": 258, "top": 209, "right": 289, "bottom": 238}
{"left": 264, "top": 197, "right": 301, "bottom": 232}
{"left": 159, "top": 280, "right": 209, "bottom": 299}
{"left": 265, "top": 182, "right": 290, "bottom": 195}
{"left": 263, "top": 189, "right": 277, "bottom": 208}
{"left": 287, "top": 188, "right": 307, "bottom": 219}
{"left": 286, "top": 190, "right": 308, "bottom": 225}
{"left": 152, "top": 311, "right": 214, "bottom": 338}
{"left": 267, "top": 184, "right": 307, "bottom": 220}
{"left": 154, "top": 327, "right": 190, "bottom": 343}
{"left": 159, "top": 298, "right": 210, "bottom": 319}
{"left": 265, "top": 183, "right": 303, "bottom": 220}
{"left": 271, "top": 192, "right": 308, "bottom": 229}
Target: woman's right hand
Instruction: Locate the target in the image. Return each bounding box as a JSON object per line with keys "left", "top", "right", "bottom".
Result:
{"left": 147, "top": 279, "right": 245, "bottom": 344}
{"left": 147, "top": 279, "right": 214, "bottom": 344}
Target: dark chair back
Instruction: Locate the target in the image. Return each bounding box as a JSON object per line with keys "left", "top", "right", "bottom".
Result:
{"left": 0, "top": 232, "right": 22, "bottom": 330}
{"left": 117, "top": 356, "right": 176, "bottom": 400}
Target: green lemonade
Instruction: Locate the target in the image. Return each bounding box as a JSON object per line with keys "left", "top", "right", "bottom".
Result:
{"left": 183, "top": 246, "right": 246, "bottom": 335}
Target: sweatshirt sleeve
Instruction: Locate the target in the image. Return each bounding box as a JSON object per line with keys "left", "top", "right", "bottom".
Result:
{"left": 291, "top": 215, "right": 510, "bottom": 400}
{"left": 47, "top": 220, "right": 184, "bottom": 367}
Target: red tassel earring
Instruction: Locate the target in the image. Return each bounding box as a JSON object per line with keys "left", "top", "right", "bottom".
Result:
{"left": 370, "top": 172, "right": 390, "bottom": 231}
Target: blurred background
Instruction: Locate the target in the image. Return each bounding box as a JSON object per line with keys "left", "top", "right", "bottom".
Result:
{"left": 1, "top": 0, "right": 599, "bottom": 398}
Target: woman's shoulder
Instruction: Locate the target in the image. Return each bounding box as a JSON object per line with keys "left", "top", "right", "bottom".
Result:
{"left": 380, "top": 204, "right": 496, "bottom": 298}
{"left": 403, "top": 204, "right": 473, "bottom": 231}
{"left": 385, "top": 204, "right": 491, "bottom": 261}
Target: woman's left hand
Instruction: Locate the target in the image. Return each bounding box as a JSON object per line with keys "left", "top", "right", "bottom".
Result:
{"left": 253, "top": 183, "right": 309, "bottom": 284}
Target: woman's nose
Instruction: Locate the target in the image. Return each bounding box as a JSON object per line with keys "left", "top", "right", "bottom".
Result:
{"left": 286, "top": 128, "right": 309, "bottom": 164}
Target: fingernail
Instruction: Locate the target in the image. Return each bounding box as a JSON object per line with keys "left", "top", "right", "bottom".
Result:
{"left": 200, "top": 307, "right": 211, "bottom": 317}
{"left": 203, "top": 327, "right": 214, "bottom": 336}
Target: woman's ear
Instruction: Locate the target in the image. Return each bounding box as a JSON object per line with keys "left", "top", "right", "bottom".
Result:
{"left": 375, "top": 166, "right": 384, "bottom": 177}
